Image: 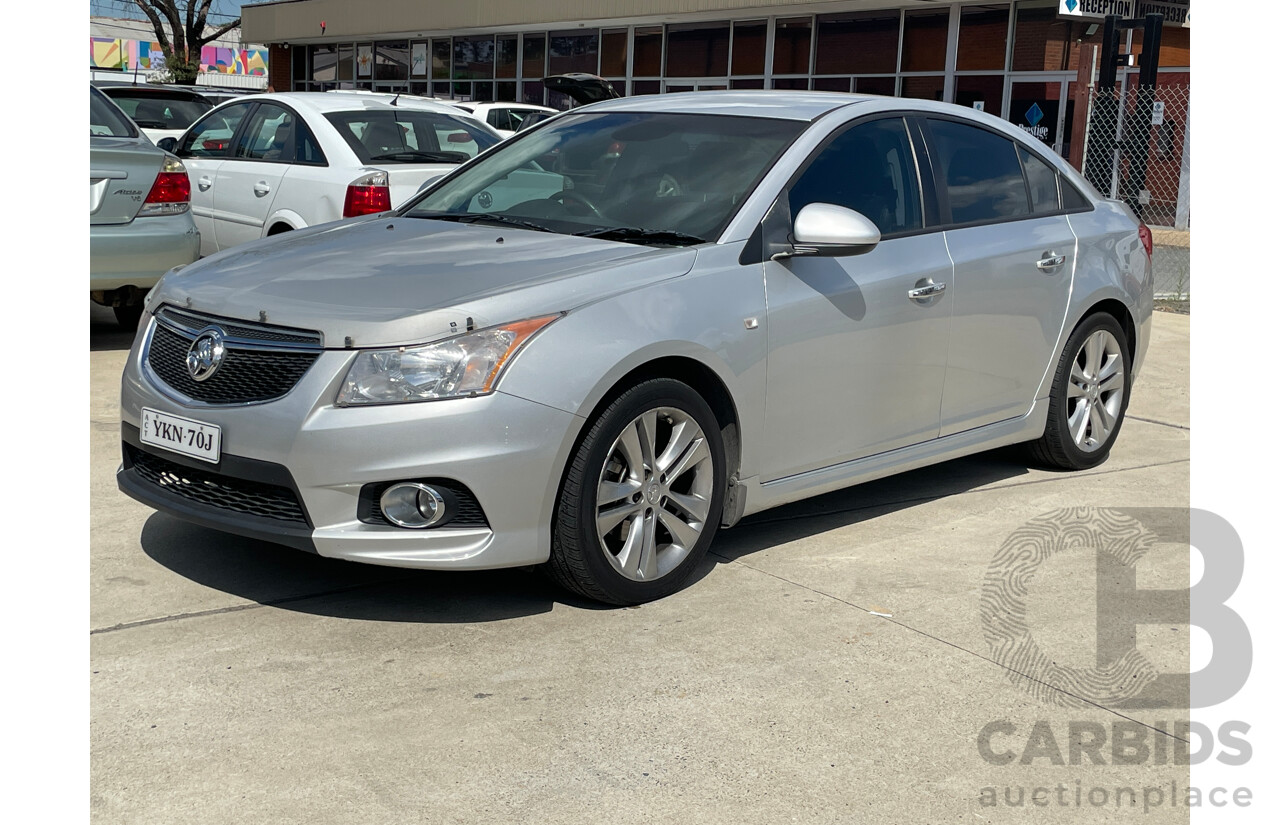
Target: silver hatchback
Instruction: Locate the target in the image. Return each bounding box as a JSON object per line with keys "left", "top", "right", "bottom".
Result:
{"left": 118, "top": 92, "right": 1152, "bottom": 604}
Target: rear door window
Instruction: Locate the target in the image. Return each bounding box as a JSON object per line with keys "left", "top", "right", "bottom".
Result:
{"left": 928, "top": 119, "right": 1030, "bottom": 225}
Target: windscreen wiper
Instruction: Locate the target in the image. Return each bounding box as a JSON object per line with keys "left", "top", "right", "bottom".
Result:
{"left": 573, "top": 226, "right": 707, "bottom": 247}
{"left": 424, "top": 213, "right": 555, "bottom": 233}
{"left": 368, "top": 151, "right": 467, "bottom": 163}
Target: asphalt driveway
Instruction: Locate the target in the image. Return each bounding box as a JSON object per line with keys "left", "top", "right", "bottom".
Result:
{"left": 91, "top": 303, "right": 1192, "bottom": 823}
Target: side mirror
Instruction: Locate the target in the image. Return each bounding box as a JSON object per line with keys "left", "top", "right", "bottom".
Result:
{"left": 783, "top": 203, "right": 881, "bottom": 258}
{"left": 157, "top": 137, "right": 178, "bottom": 153}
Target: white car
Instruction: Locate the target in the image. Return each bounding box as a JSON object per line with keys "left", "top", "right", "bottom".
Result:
{"left": 449, "top": 101, "right": 558, "bottom": 137}
{"left": 162, "top": 92, "right": 502, "bottom": 256}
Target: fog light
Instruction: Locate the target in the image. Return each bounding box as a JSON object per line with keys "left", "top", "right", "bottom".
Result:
{"left": 380, "top": 483, "right": 447, "bottom": 528}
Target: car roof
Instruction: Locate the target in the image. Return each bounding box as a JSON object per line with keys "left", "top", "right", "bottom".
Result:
{"left": 261, "top": 91, "right": 475, "bottom": 117}
{"left": 578, "top": 90, "right": 875, "bottom": 121}
{"left": 94, "top": 83, "right": 212, "bottom": 101}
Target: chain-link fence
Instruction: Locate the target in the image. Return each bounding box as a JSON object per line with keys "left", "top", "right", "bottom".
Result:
{"left": 1081, "top": 83, "right": 1190, "bottom": 301}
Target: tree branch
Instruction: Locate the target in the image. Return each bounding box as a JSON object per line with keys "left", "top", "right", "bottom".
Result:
{"left": 195, "top": 18, "right": 242, "bottom": 49}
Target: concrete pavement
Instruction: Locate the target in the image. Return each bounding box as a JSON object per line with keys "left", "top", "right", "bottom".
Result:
{"left": 91, "top": 303, "right": 1192, "bottom": 823}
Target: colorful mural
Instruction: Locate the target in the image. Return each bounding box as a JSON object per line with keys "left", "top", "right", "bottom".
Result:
{"left": 89, "top": 36, "right": 267, "bottom": 76}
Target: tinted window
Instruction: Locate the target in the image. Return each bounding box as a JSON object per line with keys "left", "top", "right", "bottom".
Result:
{"left": 325, "top": 110, "right": 499, "bottom": 163}
{"left": 105, "top": 92, "right": 211, "bottom": 130}
{"left": 789, "top": 118, "right": 923, "bottom": 236}
{"left": 1061, "top": 177, "right": 1090, "bottom": 210}
{"left": 90, "top": 87, "right": 136, "bottom": 137}
{"left": 929, "top": 119, "right": 1030, "bottom": 225}
{"left": 487, "top": 109, "right": 511, "bottom": 131}
{"left": 1019, "top": 146, "right": 1060, "bottom": 213}
{"left": 179, "top": 101, "right": 253, "bottom": 158}
{"left": 237, "top": 104, "right": 295, "bottom": 161}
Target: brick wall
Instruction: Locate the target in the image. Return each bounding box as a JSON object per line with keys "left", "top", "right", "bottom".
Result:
{"left": 268, "top": 44, "right": 291, "bottom": 92}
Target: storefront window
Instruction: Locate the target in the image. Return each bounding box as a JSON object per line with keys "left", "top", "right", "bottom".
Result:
{"left": 496, "top": 35, "right": 518, "bottom": 78}
{"left": 549, "top": 30, "right": 599, "bottom": 75}
{"left": 337, "top": 45, "right": 354, "bottom": 81}
{"left": 522, "top": 79, "right": 544, "bottom": 105}
{"left": 773, "top": 17, "right": 812, "bottom": 76}
{"left": 1011, "top": 0, "right": 1086, "bottom": 72}
{"left": 773, "top": 78, "right": 809, "bottom": 90}
{"left": 902, "top": 9, "right": 949, "bottom": 72}
{"left": 853, "top": 76, "right": 896, "bottom": 96}
{"left": 633, "top": 27, "right": 662, "bottom": 77}
{"left": 601, "top": 29, "right": 628, "bottom": 77}
{"left": 957, "top": 4, "right": 1009, "bottom": 71}
{"left": 375, "top": 41, "right": 408, "bottom": 81}
{"left": 522, "top": 34, "right": 545, "bottom": 78}
{"left": 292, "top": 48, "right": 307, "bottom": 83}
{"left": 666, "top": 22, "right": 729, "bottom": 77}
{"left": 954, "top": 75, "right": 1005, "bottom": 114}
{"left": 454, "top": 35, "right": 494, "bottom": 80}
{"left": 815, "top": 11, "right": 900, "bottom": 75}
{"left": 731, "top": 20, "right": 766, "bottom": 75}
{"left": 310, "top": 45, "right": 335, "bottom": 82}
{"left": 813, "top": 77, "right": 851, "bottom": 92}
{"left": 901, "top": 75, "right": 944, "bottom": 101}
{"left": 431, "top": 40, "right": 451, "bottom": 81}
{"left": 731, "top": 78, "right": 765, "bottom": 90}
{"left": 496, "top": 81, "right": 517, "bottom": 102}
{"left": 410, "top": 42, "right": 428, "bottom": 77}
{"left": 633, "top": 80, "right": 661, "bottom": 95}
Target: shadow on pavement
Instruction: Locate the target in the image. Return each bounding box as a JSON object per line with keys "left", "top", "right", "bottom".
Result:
{"left": 90, "top": 301, "right": 139, "bottom": 352}
{"left": 139, "top": 447, "right": 1031, "bottom": 622}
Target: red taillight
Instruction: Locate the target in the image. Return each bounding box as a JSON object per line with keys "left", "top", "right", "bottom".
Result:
{"left": 139, "top": 157, "right": 191, "bottom": 216}
{"left": 1138, "top": 223, "right": 1153, "bottom": 258}
{"left": 344, "top": 171, "right": 392, "bottom": 218}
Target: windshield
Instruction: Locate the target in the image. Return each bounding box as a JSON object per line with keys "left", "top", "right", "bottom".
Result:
{"left": 106, "top": 93, "right": 212, "bottom": 130}
{"left": 90, "top": 87, "right": 137, "bottom": 137}
{"left": 401, "top": 111, "right": 804, "bottom": 245}
{"left": 325, "top": 110, "right": 500, "bottom": 164}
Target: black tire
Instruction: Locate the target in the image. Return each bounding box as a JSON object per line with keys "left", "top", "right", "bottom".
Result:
{"left": 546, "top": 378, "right": 727, "bottom": 605}
{"left": 113, "top": 302, "right": 144, "bottom": 330}
{"left": 1028, "top": 312, "right": 1132, "bottom": 470}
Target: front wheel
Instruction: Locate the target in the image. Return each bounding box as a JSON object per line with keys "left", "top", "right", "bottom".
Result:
{"left": 1028, "top": 313, "right": 1132, "bottom": 470}
{"left": 546, "top": 378, "right": 726, "bottom": 605}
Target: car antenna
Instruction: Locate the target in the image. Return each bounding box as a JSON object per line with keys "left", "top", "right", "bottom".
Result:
{"left": 391, "top": 83, "right": 402, "bottom": 107}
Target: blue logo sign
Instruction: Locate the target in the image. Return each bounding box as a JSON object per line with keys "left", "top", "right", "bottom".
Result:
{"left": 1065, "top": 0, "right": 1079, "bottom": 12}
{"left": 1025, "top": 102, "right": 1045, "bottom": 127}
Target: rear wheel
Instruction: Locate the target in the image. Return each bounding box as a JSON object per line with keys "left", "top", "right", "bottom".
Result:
{"left": 1028, "top": 313, "right": 1131, "bottom": 470}
{"left": 547, "top": 378, "right": 726, "bottom": 605}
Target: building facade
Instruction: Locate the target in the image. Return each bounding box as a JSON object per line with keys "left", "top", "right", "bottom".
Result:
{"left": 244, "top": 0, "right": 1189, "bottom": 158}
{"left": 90, "top": 16, "right": 270, "bottom": 89}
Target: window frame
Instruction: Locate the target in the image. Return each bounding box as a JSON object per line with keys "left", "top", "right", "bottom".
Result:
{"left": 223, "top": 101, "right": 328, "bottom": 168}
{"left": 176, "top": 100, "right": 257, "bottom": 160}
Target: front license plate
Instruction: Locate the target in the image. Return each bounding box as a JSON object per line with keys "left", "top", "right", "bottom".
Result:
{"left": 140, "top": 407, "right": 221, "bottom": 464}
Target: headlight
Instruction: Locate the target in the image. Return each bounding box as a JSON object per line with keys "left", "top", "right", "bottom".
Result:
{"left": 336, "top": 315, "right": 559, "bottom": 406}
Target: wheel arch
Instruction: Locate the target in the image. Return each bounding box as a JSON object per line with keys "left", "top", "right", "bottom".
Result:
{"left": 263, "top": 208, "right": 306, "bottom": 237}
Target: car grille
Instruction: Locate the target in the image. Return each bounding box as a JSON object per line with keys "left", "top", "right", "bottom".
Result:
{"left": 127, "top": 445, "right": 309, "bottom": 526}
{"left": 145, "top": 307, "right": 322, "bottom": 405}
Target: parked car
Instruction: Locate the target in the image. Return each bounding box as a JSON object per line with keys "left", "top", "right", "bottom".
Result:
{"left": 158, "top": 92, "right": 502, "bottom": 256}
{"left": 94, "top": 83, "right": 215, "bottom": 144}
{"left": 118, "top": 92, "right": 1153, "bottom": 604}
{"left": 90, "top": 86, "right": 200, "bottom": 328}
{"left": 449, "top": 101, "right": 558, "bottom": 137}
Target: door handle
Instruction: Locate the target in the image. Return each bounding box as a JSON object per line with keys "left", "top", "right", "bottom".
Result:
{"left": 253, "top": 181, "right": 271, "bottom": 197}
{"left": 907, "top": 281, "right": 947, "bottom": 301}
{"left": 197, "top": 176, "right": 213, "bottom": 191}
{"left": 1037, "top": 252, "right": 1066, "bottom": 271}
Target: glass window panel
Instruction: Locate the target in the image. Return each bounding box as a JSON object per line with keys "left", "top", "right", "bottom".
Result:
{"left": 665, "top": 22, "right": 729, "bottom": 77}
{"left": 522, "top": 80, "right": 544, "bottom": 105}
{"left": 600, "top": 29, "right": 628, "bottom": 77}
{"left": 853, "top": 76, "right": 896, "bottom": 96}
{"left": 813, "top": 77, "right": 851, "bottom": 93}
{"left": 790, "top": 118, "right": 923, "bottom": 235}
{"left": 633, "top": 27, "right": 662, "bottom": 76}
{"left": 929, "top": 119, "right": 1030, "bottom": 224}
{"left": 375, "top": 41, "right": 409, "bottom": 82}
{"left": 732, "top": 20, "right": 766, "bottom": 75}
{"left": 666, "top": 84, "right": 694, "bottom": 94}
{"left": 957, "top": 4, "right": 1009, "bottom": 71}
{"left": 473, "top": 81, "right": 494, "bottom": 102}
{"left": 1009, "top": 81, "right": 1060, "bottom": 147}
{"left": 409, "top": 81, "right": 432, "bottom": 96}
{"left": 337, "top": 45, "right": 354, "bottom": 82}
{"left": 311, "top": 45, "right": 336, "bottom": 82}
{"left": 1019, "top": 146, "right": 1060, "bottom": 213}
{"left": 292, "top": 48, "right": 307, "bottom": 82}
{"left": 1130, "top": 24, "right": 1191, "bottom": 68}
{"left": 632, "top": 79, "right": 661, "bottom": 95}
{"left": 772, "top": 78, "right": 809, "bottom": 91}
{"left": 496, "top": 35, "right": 518, "bottom": 78}
{"left": 731, "top": 78, "right": 765, "bottom": 90}
{"left": 522, "top": 34, "right": 545, "bottom": 78}
{"left": 549, "top": 30, "right": 599, "bottom": 75}
{"left": 454, "top": 35, "right": 494, "bottom": 80}
{"left": 432, "top": 81, "right": 452, "bottom": 98}
{"left": 901, "top": 75, "right": 944, "bottom": 101}
{"left": 954, "top": 75, "right": 1005, "bottom": 114}
{"left": 901, "top": 10, "right": 948, "bottom": 72}
{"left": 772, "top": 17, "right": 812, "bottom": 76}
{"left": 815, "top": 11, "right": 900, "bottom": 75}
{"left": 431, "top": 40, "right": 451, "bottom": 80}
{"left": 410, "top": 42, "right": 428, "bottom": 77}
{"left": 496, "top": 81, "right": 517, "bottom": 102}
{"left": 1011, "top": 0, "right": 1101, "bottom": 72}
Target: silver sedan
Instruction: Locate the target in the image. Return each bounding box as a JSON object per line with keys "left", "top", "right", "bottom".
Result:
{"left": 118, "top": 92, "right": 1152, "bottom": 604}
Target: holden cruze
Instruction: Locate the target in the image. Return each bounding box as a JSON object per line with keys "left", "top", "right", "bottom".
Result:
{"left": 118, "top": 91, "right": 1153, "bottom": 605}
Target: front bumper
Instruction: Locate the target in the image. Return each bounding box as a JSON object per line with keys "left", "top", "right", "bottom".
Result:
{"left": 91, "top": 212, "right": 200, "bottom": 293}
{"left": 117, "top": 323, "right": 582, "bottom": 569}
